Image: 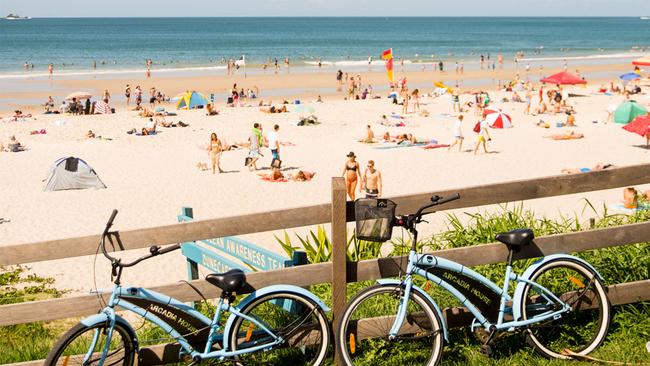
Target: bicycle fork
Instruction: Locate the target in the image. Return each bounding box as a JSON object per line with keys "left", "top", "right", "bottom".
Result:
{"left": 388, "top": 275, "right": 415, "bottom": 340}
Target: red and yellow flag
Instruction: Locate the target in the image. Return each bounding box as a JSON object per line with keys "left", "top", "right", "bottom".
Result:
{"left": 382, "top": 48, "right": 394, "bottom": 83}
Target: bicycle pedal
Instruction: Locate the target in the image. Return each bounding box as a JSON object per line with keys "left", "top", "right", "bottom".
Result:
{"left": 479, "top": 344, "right": 493, "bottom": 357}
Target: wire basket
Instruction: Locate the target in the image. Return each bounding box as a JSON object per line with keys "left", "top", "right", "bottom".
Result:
{"left": 355, "top": 198, "right": 396, "bottom": 242}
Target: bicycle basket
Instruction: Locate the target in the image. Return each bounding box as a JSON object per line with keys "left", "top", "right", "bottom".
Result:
{"left": 355, "top": 198, "right": 396, "bottom": 242}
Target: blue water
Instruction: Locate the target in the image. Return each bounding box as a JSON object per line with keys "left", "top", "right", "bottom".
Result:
{"left": 0, "top": 17, "right": 648, "bottom": 75}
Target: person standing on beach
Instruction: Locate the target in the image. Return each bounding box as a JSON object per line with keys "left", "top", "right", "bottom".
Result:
{"left": 342, "top": 152, "right": 361, "bottom": 200}
{"left": 448, "top": 115, "right": 464, "bottom": 152}
{"left": 247, "top": 123, "right": 263, "bottom": 171}
{"left": 498, "top": 53, "right": 503, "bottom": 69}
{"left": 336, "top": 69, "right": 343, "bottom": 89}
{"left": 134, "top": 86, "right": 142, "bottom": 107}
{"left": 267, "top": 124, "right": 280, "bottom": 166}
{"left": 209, "top": 132, "right": 223, "bottom": 174}
{"left": 48, "top": 63, "right": 53, "bottom": 77}
{"left": 149, "top": 87, "right": 156, "bottom": 109}
{"left": 411, "top": 89, "right": 420, "bottom": 113}
{"left": 400, "top": 86, "right": 409, "bottom": 114}
{"left": 452, "top": 87, "right": 461, "bottom": 113}
{"left": 474, "top": 118, "right": 492, "bottom": 154}
{"left": 362, "top": 160, "right": 382, "bottom": 198}
{"left": 102, "top": 89, "right": 111, "bottom": 103}
{"left": 124, "top": 85, "right": 131, "bottom": 106}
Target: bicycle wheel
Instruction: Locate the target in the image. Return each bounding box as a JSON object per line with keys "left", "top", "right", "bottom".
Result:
{"left": 520, "top": 259, "right": 610, "bottom": 359}
{"left": 338, "top": 284, "right": 444, "bottom": 366}
{"left": 227, "top": 292, "right": 331, "bottom": 366}
{"left": 45, "top": 321, "right": 136, "bottom": 366}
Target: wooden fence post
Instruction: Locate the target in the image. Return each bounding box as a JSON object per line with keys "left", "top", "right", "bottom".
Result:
{"left": 331, "top": 177, "right": 347, "bottom": 365}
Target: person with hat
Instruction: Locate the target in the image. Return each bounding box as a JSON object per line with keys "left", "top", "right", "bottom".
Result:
{"left": 341, "top": 152, "right": 361, "bottom": 200}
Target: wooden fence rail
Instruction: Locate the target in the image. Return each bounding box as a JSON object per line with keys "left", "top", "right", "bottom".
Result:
{"left": 1, "top": 164, "right": 650, "bottom": 366}
{"left": 2, "top": 163, "right": 649, "bottom": 266}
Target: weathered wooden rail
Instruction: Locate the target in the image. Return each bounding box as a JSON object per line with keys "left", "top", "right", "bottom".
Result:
{"left": 1, "top": 163, "right": 649, "bottom": 365}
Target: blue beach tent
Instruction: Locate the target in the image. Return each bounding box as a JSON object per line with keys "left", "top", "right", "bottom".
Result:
{"left": 176, "top": 91, "right": 209, "bottom": 109}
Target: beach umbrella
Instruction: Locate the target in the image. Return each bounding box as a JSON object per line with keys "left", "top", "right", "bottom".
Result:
{"left": 433, "top": 81, "right": 452, "bottom": 92}
{"left": 540, "top": 71, "right": 587, "bottom": 85}
{"left": 294, "top": 104, "right": 315, "bottom": 115}
{"left": 614, "top": 101, "right": 648, "bottom": 124}
{"left": 485, "top": 111, "right": 512, "bottom": 128}
{"left": 623, "top": 115, "right": 650, "bottom": 136}
{"left": 483, "top": 107, "right": 501, "bottom": 117}
{"left": 176, "top": 91, "right": 208, "bottom": 109}
{"left": 94, "top": 100, "right": 112, "bottom": 114}
{"left": 632, "top": 56, "right": 650, "bottom": 66}
{"left": 620, "top": 72, "right": 641, "bottom": 81}
{"left": 66, "top": 91, "right": 92, "bottom": 100}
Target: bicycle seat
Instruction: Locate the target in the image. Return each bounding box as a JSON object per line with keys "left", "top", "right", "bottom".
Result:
{"left": 495, "top": 229, "right": 534, "bottom": 250}
{"left": 206, "top": 269, "right": 246, "bottom": 293}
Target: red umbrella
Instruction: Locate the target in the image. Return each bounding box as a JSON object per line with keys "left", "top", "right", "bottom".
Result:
{"left": 485, "top": 111, "right": 512, "bottom": 128}
{"left": 623, "top": 115, "right": 650, "bottom": 136}
{"left": 94, "top": 100, "right": 112, "bottom": 114}
{"left": 632, "top": 56, "right": 650, "bottom": 66}
{"left": 483, "top": 107, "right": 501, "bottom": 116}
{"left": 541, "top": 72, "right": 587, "bottom": 85}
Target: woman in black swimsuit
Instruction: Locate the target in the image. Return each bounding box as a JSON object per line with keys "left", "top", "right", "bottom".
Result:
{"left": 341, "top": 151, "right": 361, "bottom": 200}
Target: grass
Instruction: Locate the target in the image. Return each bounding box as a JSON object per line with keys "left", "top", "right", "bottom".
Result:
{"left": 1, "top": 202, "right": 649, "bottom": 365}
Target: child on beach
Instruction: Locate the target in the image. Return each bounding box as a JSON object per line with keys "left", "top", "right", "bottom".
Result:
{"left": 474, "top": 118, "right": 491, "bottom": 154}
{"left": 448, "top": 115, "right": 464, "bottom": 152}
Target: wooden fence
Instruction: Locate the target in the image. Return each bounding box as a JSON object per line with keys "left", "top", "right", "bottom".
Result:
{"left": 1, "top": 163, "right": 650, "bottom": 365}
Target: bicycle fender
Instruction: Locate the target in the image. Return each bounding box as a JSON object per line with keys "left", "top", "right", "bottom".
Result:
{"left": 80, "top": 312, "right": 139, "bottom": 350}
{"left": 223, "top": 285, "right": 330, "bottom": 342}
{"left": 511, "top": 254, "right": 604, "bottom": 321}
{"left": 376, "top": 279, "right": 448, "bottom": 341}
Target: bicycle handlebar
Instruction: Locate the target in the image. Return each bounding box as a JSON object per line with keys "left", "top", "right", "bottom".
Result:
{"left": 100, "top": 210, "right": 180, "bottom": 268}
{"left": 412, "top": 193, "right": 461, "bottom": 222}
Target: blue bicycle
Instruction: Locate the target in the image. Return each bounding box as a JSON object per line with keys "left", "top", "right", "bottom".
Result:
{"left": 338, "top": 194, "right": 610, "bottom": 365}
{"left": 45, "top": 210, "right": 331, "bottom": 366}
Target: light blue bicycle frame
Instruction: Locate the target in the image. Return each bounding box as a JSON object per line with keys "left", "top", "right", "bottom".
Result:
{"left": 90, "top": 283, "right": 288, "bottom": 364}
{"left": 388, "top": 250, "right": 573, "bottom": 337}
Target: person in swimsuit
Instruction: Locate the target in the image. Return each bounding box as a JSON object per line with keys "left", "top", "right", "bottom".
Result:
{"left": 451, "top": 87, "right": 460, "bottom": 112}
{"left": 362, "top": 160, "right": 382, "bottom": 198}
{"left": 209, "top": 133, "right": 223, "bottom": 174}
{"left": 125, "top": 84, "right": 131, "bottom": 107}
{"left": 341, "top": 152, "right": 361, "bottom": 200}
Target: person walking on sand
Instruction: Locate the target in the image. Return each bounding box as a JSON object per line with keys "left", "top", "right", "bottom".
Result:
{"left": 401, "top": 86, "right": 409, "bottom": 114}
{"left": 209, "top": 132, "right": 223, "bottom": 174}
{"left": 342, "top": 152, "right": 361, "bottom": 200}
{"left": 48, "top": 63, "right": 53, "bottom": 77}
{"left": 362, "top": 160, "right": 382, "bottom": 198}
{"left": 474, "top": 118, "right": 492, "bottom": 154}
{"left": 267, "top": 124, "right": 280, "bottom": 166}
{"left": 448, "top": 115, "right": 465, "bottom": 152}
{"left": 247, "top": 123, "right": 263, "bottom": 171}
{"left": 411, "top": 89, "right": 420, "bottom": 113}
{"left": 451, "top": 87, "right": 461, "bottom": 113}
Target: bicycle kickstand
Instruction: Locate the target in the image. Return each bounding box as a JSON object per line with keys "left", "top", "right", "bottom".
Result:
{"left": 478, "top": 326, "right": 498, "bottom": 358}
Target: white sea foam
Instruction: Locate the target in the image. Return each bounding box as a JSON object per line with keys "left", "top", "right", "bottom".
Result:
{"left": 0, "top": 65, "right": 228, "bottom": 80}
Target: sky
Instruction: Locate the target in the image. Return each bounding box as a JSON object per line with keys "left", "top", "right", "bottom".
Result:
{"left": 2, "top": 0, "right": 650, "bottom": 17}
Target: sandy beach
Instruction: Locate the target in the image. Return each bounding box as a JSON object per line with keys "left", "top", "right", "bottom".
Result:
{"left": 1, "top": 60, "right": 650, "bottom": 293}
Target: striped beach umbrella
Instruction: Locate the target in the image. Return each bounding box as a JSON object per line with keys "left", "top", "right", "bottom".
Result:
{"left": 94, "top": 100, "right": 112, "bottom": 114}
{"left": 485, "top": 111, "right": 512, "bottom": 129}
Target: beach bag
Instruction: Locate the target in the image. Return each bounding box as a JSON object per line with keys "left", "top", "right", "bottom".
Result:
{"left": 271, "top": 158, "right": 282, "bottom": 169}
{"left": 473, "top": 122, "right": 481, "bottom": 133}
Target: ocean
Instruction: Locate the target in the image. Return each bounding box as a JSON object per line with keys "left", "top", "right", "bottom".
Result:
{"left": 0, "top": 17, "right": 648, "bottom": 77}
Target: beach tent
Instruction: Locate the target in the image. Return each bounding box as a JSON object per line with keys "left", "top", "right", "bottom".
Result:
{"left": 176, "top": 91, "right": 208, "bottom": 109}
{"left": 485, "top": 111, "right": 512, "bottom": 129}
{"left": 632, "top": 56, "right": 650, "bottom": 66}
{"left": 622, "top": 115, "right": 650, "bottom": 136}
{"left": 614, "top": 101, "right": 648, "bottom": 124}
{"left": 43, "top": 157, "right": 106, "bottom": 192}
{"left": 540, "top": 72, "right": 587, "bottom": 85}
{"left": 620, "top": 72, "right": 641, "bottom": 81}
{"left": 94, "top": 100, "right": 112, "bottom": 114}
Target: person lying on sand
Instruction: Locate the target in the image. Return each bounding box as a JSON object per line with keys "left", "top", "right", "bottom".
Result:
{"left": 382, "top": 132, "right": 396, "bottom": 143}
{"left": 534, "top": 101, "right": 548, "bottom": 115}
{"left": 396, "top": 133, "right": 418, "bottom": 144}
{"left": 86, "top": 130, "right": 96, "bottom": 139}
{"left": 545, "top": 131, "right": 584, "bottom": 140}
{"left": 258, "top": 167, "right": 285, "bottom": 182}
{"left": 561, "top": 163, "right": 614, "bottom": 174}
{"left": 260, "top": 105, "right": 287, "bottom": 113}
{"left": 622, "top": 187, "right": 650, "bottom": 209}
{"left": 145, "top": 118, "right": 157, "bottom": 133}
{"left": 139, "top": 107, "right": 154, "bottom": 118}
{"left": 292, "top": 170, "right": 316, "bottom": 181}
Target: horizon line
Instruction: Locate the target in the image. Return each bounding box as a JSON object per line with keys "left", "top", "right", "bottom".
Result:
{"left": 7, "top": 15, "right": 648, "bottom": 19}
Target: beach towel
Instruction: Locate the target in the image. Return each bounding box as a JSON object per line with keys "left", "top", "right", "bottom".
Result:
{"left": 373, "top": 142, "right": 427, "bottom": 150}
{"left": 136, "top": 131, "right": 157, "bottom": 136}
{"left": 422, "top": 143, "right": 450, "bottom": 150}
{"left": 260, "top": 176, "right": 288, "bottom": 182}
{"left": 608, "top": 203, "right": 650, "bottom": 214}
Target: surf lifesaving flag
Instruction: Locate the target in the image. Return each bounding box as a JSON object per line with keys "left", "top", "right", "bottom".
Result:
{"left": 382, "top": 48, "right": 394, "bottom": 83}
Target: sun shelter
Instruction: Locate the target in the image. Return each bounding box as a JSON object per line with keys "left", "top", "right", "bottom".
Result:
{"left": 540, "top": 72, "right": 587, "bottom": 85}
{"left": 176, "top": 91, "right": 208, "bottom": 109}
{"left": 614, "top": 101, "right": 648, "bottom": 124}
{"left": 632, "top": 56, "right": 650, "bottom": 66}
{"left": 43, "top": 157, "right": 107, "bottom": 191}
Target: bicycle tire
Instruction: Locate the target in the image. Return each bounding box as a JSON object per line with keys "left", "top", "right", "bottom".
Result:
{"left": 520, "top": 258, "right": 610, "bottom": 359}
{"left": 337, "top": 284, "right": 444, "bottom": 366}
{"left": 227, "top": 291, "right": 331, "bottom": 366}
{"left": 44, "top": 321, "right": 136, "bottom": 366}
